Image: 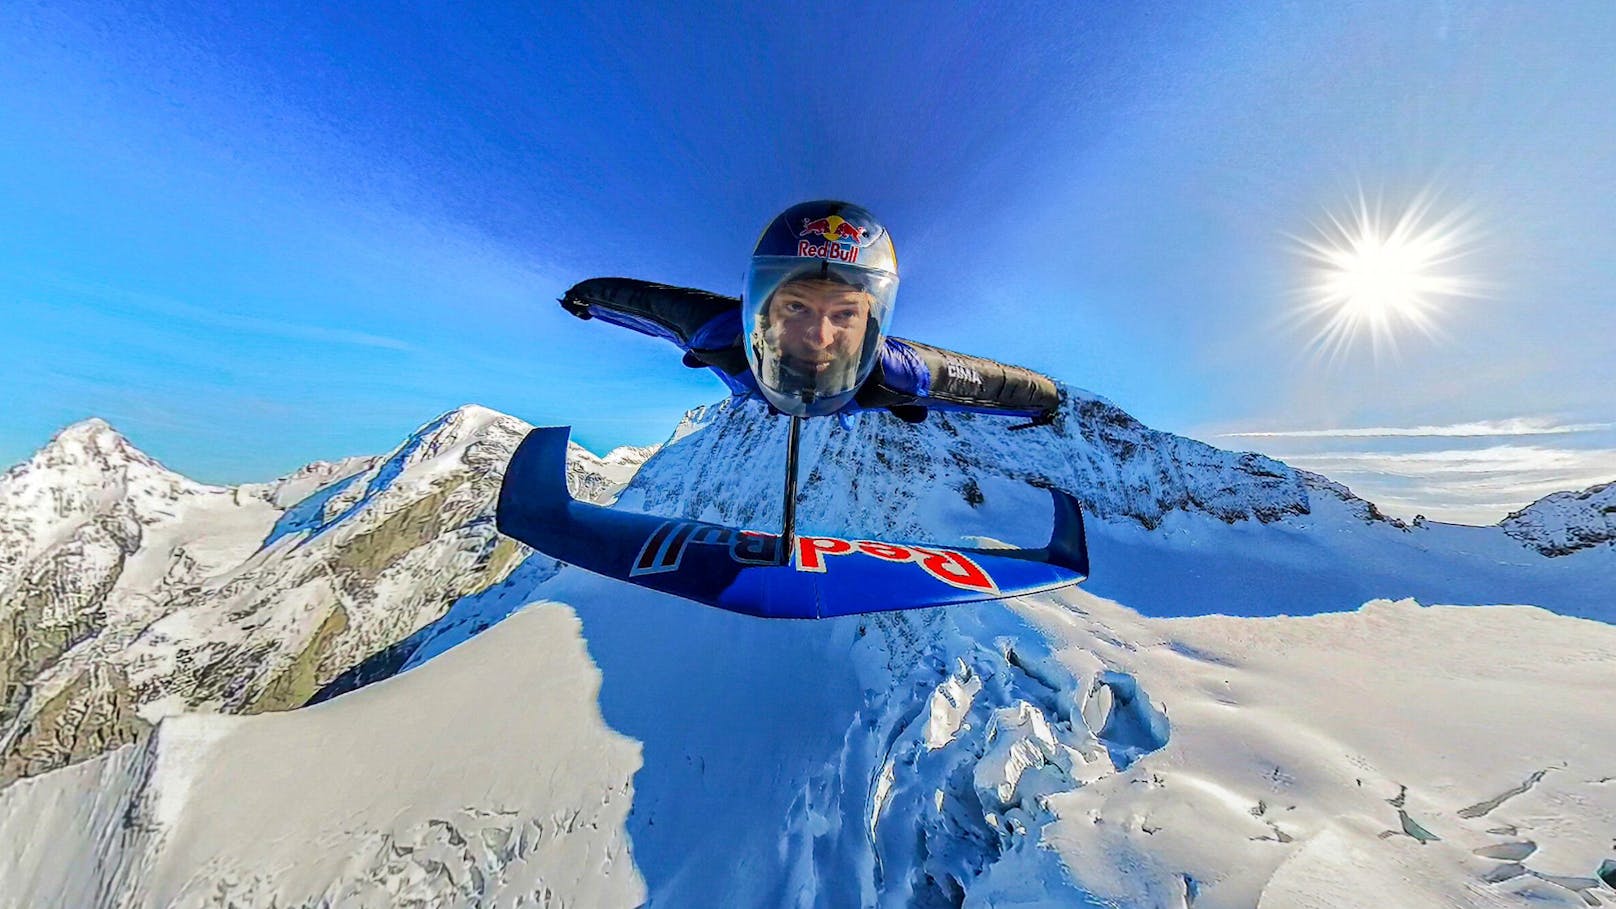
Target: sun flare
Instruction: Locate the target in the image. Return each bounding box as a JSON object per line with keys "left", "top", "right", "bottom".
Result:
{"left": 1292, "top": 190, "right": 1479, "bottom": 362}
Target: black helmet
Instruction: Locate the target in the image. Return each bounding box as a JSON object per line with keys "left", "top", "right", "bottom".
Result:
{"left": 742, "top": 200, "right": 899, "bottom": 417}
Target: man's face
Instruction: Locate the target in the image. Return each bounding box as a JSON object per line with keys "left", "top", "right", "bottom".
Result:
{"left": 766, "top": 279, "right": 872, "bottom": 375}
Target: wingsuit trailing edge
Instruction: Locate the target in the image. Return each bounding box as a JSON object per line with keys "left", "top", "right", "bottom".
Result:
{"left": 495, "top": 200, "right": 1089, "bottom": 618}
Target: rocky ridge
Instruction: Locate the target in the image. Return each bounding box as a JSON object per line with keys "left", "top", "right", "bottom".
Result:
{"left": 1501, "top": 480, "right": 1616, "bottom": 556}
{"left": 620, "top": 388, "right": 1354, "bottom": 540}
{"left": 0, "top": 406, "right": 634, "bottom": 785}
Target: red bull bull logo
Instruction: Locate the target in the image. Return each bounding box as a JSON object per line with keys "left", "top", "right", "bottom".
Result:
{"left": 798, "top": 215, "right": 872, "bottom": 262}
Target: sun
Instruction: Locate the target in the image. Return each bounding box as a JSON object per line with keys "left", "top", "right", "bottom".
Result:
{"left": 1291, "top": 190, "right": 1479, "bottom": 362}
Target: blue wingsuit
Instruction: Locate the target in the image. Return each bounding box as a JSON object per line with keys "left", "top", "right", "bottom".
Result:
{"left": 561, "top": 278, "right": 1061, "bottom": 426}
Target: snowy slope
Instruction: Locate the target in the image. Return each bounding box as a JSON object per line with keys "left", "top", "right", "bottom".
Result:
{"left": 3, "top": 580, "right": 1611, "bottom": 908}
{"left": 0, "top": 602, "right": 641, "bottom": 908}
{"left": 1027, "top": 594, "right": 1616, "bottom": 909}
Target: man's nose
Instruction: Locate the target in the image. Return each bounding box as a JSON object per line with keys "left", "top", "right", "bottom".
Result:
{"left": 804, "top": 316, "right": 835, "bottom": 347}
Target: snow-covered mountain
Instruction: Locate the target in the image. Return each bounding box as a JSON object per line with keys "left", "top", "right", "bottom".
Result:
{"left": 628, "top": 392, "right": 1319, "bottom": 536}
{"left": 625, "top": 393, "right": 1612, "bottom": 623}
{"left": 1, "top": 387, "right": 1612, "bottom": 907}
{"left": 0, "top": 406, "right": 647, "bottom": 787}
{"left": 1502, "top": 480, "right": 1616, "bottom": 556}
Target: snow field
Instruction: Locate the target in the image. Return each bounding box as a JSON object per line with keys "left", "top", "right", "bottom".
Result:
{"left": 2, "top": 558, "right": 1613, "bottom": 906}
{"left": 1022, "top": 593, "right": 1616, "bottom": 908}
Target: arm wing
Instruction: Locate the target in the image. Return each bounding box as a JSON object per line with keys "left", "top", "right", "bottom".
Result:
{"left": 857, "top": 337, "right": 1060, "bottom": 423}
{"left": 560, "top": 277, "right": 749, "bottom": 375}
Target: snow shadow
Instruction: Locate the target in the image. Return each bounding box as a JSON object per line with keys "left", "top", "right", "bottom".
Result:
{"left": 549, "top": 567, "right": 1142, "bottom": 906}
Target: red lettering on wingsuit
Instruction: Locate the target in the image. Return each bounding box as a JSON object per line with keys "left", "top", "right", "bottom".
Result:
{"left": 795, "top": 536, "right": 854, "bottom": 572}
{"left": 909, "top": 546, "right": 997, "bottom": 592}
{"left": 793, "top": 536, "right": 998, "bottom": 593}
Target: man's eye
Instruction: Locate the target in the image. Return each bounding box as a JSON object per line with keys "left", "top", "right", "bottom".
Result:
{"left": 784, "top": 301, "right": 807, "bottom": 314}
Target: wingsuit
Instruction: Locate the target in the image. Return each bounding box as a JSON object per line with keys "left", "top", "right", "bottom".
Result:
{"left": 560, "top": 276, "right": 1062, "bottom": 427}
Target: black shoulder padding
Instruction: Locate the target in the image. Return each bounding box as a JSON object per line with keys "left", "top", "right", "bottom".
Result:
{"left": 683, "top": 346, "right": 752, "bottom": 376}
{"left": 560, "top": 277, "right": 740, "bottom": 348}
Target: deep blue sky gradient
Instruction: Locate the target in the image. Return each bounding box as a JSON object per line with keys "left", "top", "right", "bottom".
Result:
{"left": 2, "top": 2, "right": 1612, "bottom": 520}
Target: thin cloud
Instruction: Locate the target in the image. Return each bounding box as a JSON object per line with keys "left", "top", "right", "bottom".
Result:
{"left": 43, "top": 276, "right": 415, "bottom": 352}
{"left": 1280, "top": 445, "right": 1616, "bottom": 524}
{"left": 1221, "top": 417, "right": 1615, "bottom": 439}
{"left": 1282, "top": 444, "right": 1616, "bottom": 474}
{"left": 194, "top": 310, "right": 414, "bottom": 351}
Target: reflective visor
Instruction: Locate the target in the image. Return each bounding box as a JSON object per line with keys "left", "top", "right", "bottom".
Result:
{"left": 743, "top": 258, "right": 897, "bottom": 417}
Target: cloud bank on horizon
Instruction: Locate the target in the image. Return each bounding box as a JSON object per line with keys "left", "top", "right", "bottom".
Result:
{"left": 1221, "top": 417, "right": 1616, "bottom": 440}
{"left": 1218, "top": 418, "right": 1616, "bottom": 523}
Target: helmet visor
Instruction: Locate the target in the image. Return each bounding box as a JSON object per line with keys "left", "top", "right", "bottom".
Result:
{"left": 743, "top": 258, "right": 896, "bottom": 416}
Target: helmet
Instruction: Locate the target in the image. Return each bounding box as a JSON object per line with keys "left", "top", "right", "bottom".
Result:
{"left": 742, "top": 200, "right": 898, "bottom": 417}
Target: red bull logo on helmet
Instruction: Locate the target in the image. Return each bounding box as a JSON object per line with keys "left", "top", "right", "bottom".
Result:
{"left": 798, "top": 214, "right": 874, "bottom": 263}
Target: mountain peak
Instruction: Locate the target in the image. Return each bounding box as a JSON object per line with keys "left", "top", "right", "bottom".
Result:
{"left": 52, "top": 416, "right": 122, "bottom": 447}
{"left": 0, "top": 417, "right": 197, "bottom": 500}
{"left": 602, "top": 444, "right": 659, "bottom": 468}
{"left": 445, "top": 403, "right": 501, "bottom": 422}
{"left": 1501, "top": 479, "right": 1616, "bottom": 556}
{"left": 37, "top": 417, "right": 161, "bottom": 471}
{"left": 402, "top": 404, "right": 528, "bottom": 454}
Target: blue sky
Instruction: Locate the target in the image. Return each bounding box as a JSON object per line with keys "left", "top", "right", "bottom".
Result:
{"left": 2, "top": 2, "right": 1612, "bottom": 523}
